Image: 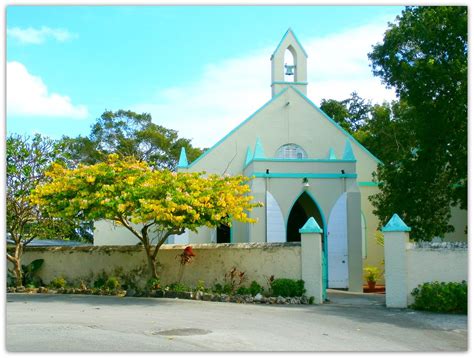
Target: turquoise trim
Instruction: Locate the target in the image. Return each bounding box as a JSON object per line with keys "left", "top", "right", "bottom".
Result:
{"left": 272, "top": 81, "right": 308, "bottom": 85}
{"left": 250, "top": 158, "right": 355, "bottom": 163}
{"left": 299, "top": 217, "right": 323, "bottom": 234}
{"left": 253, "top": 137, "right": 266, "bottom": 159}
{"left": 177, "top": 147, "right": 188, "bottom": 168}
{"left": 381, "top": 214, "right": 411, "bottom": 232}
{"left": 286, "top": 190, "right": 327, "bottom": 300}
{"left": 342, "top": 139, "right": 356, "bottom": 161}
{"left": 272, "top": 28, "right": 308, "bottom": 58}
{"left": 358, "top": 181, "right": 380, "bottom": 187}
{"left": 328, "top": 147, "right": 337, "bottom": 160}
{"left": 188, "top": 87, "right": 290, "bottom": 168}
{"left": 289, "top": 85, "right": 382, "bottom": 164}
{"left": 251, "top": 172, "right": 357, "bottom": 179}
{"left": 244, "top": 146, "right": 253, "bottom": 167}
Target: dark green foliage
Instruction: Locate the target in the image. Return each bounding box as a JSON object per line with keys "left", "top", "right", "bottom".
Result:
{"left": 368, "top": 6, "right": 467, "bottom": 240}
{"left": 320, "top": 92, "right": 372, "bottom": 133}
{"left": 146, "top": 277, "right": 161, "bottom": 290}
{"left": 235, "top": 280, "right": 264, "bottom": 296}
{"left": 61, "top": 109, "right": 203, "bottom": 171}
{"left": 270, "top": 278, "right": 306, "bottom": 297}
{"left": 213, "top": 283, "right": 232, "bottom": 295}
{"left": 168, "top": 282, "right": 191, "bottom": 292}
{"left": 410, "top": 281, "right": 467, "bottom": 314}
{"left": 21, "top": 259, "right": 44, "bottom": 287}
{"left": 236, "top": 286, "right": 251, "bottom": 295}
{"left": 249, "top": 281, "right": 264, "bottom": 296}
{"left": 93, "top": 272, "right": 108, "bottom": 289}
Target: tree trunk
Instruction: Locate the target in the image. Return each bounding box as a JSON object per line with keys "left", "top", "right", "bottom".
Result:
{"left": 9, "top": 242, "right": 23, "bottom": 287}
{"left": 146, "top": 252, "right": 159, "bottom": 279}
{"left": 13, "top": 258, "right": 22, "bottom": 287}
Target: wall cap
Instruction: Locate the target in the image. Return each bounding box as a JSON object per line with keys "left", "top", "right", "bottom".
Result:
{"left": 299, "top": 217, "right": 323, "bottom": 234}
{"left": 382, "top": 213, "right": 411, "bottom": 232}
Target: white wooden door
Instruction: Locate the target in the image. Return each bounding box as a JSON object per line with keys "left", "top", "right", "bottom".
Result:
{"left": 266, "top": 191, "right": 286, "bottom": 243}
{"left": 327, "top": 193, "right": 349, "bottom": 288}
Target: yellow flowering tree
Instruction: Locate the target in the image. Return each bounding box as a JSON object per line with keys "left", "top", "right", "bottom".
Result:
{"left": 31, "top": 155, "right": 261, "bottom": 279}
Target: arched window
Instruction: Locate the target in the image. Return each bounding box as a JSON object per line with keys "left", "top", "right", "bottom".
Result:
{"left": 275, "top": 144, "right": 307, "bottom": 159}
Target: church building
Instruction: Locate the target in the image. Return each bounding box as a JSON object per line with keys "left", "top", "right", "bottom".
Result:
{"left": 94, "top": 29, "right": 467, "bottom": 293}
{"left": 175, "top": 29, "right": 381, "bottom": 292}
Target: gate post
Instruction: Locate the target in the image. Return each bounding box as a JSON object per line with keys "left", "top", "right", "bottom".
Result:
{"left": 382, "top": 213, "right": 411, "bottom": 308}
{"left": 300, "top": 217, "right": 324, "bottom": 304}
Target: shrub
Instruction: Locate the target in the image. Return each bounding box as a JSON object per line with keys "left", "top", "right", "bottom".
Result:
{"left": 146, "top": 277, "right": 161, "bottom": 290}
{"left": 410, "top": 281, "right": 467, "bottom": 314}
{"left": 49, "top": 276, "right": 67, "bottom": 289}
{"left": 105, "top": 276, "right": 121, "bottom": 290}
{"left": 271, "top": 278, "right": 306, "bottom": 297}
{"left": 93, "top": 275, "right": 107, "bottom": 289}
{"left": 236, "top": 286, "right": 251, "bottom": 295}
{"left": 22, "top": 259, "right": 45, "bottom": 287}
{"left": 168, "top": 282, "right": 191, "bottom": 292}
{"left": 213, "top": 283, "right": 232, "bottom": 295}
{"left": 194, "top": 280, "right": 207, "bottom": 292}
{"left": 249, "top": 281, "right": 264, "bottom": 296}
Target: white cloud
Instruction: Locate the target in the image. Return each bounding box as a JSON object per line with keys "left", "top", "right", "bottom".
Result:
{"left": 7, "top": 61, "right": 88, "bottom": 119}
{"left": 133, "top": 21, "right": 396, "bottom": 149}
{"left": 7, "top": 26, "right": 77, "bottom": 44}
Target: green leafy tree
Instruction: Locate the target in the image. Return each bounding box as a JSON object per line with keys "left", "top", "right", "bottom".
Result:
{"left": 368, "top": 6, "right": 467, "bottom": 239}
{"left": 62, "top": 110, "right": 202, "bottom": 170}
{"left": 6, "top": 134, "right": 90, "bottom": 287}
{"left": 31, "top": 155, "right": 262, "bottom": 279}
{"left": 320, "top": 92, "right": 372, "bottom": 133}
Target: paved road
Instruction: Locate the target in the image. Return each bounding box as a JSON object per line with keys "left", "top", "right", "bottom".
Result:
{"left": 6, "top": 290, "right": 467, "bottom": 352}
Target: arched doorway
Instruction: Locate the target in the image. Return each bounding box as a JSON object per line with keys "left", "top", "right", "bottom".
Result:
{"left": 287, "top": 191, "right": 324, "bottom": 242}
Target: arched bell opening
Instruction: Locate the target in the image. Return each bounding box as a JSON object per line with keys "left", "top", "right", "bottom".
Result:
{"left": 284, "top": 46, "right": 297, "bottom": 82}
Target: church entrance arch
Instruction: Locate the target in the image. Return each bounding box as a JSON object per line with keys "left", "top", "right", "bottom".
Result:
{"left": 286, "top": 191, "right": 324, "bottom": 243}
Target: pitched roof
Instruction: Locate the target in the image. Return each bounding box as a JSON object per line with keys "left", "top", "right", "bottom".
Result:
{"left": 271, "top": 28, "right": 308, "bottom": 59}
{"left": 188, "top": 86, "right": 382, "bottom": 168}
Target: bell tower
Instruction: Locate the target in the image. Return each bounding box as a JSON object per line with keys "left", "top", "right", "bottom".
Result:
{"left": 271, "top": 28, "right": 308, "bottom": 97}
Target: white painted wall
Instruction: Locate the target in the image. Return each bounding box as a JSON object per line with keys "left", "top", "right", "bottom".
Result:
{"left": 406, "top": 248, "right": 467, "bottom": 305}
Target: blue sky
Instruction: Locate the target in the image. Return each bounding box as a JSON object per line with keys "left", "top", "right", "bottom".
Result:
{"left": 6, "top": 5, "right": 404, "bottom": 148}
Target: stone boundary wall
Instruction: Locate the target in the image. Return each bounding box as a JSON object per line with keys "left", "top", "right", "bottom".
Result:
{"left": 406, "top": 245, "right": 467, "bottom": 305}
{"left": 384, "top": 224, "right": 468, "bottom": 308}
{"left": 19, "top": 243, "right": 302, "bottom": 289}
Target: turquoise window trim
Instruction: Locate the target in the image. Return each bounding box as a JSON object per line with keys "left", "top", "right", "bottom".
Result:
{"left": 286, "top": 190, "right": 327, "bottom": 299}
{"left": 358, "top": 181, "right": 380, "bottom": 187}
{"left": 230, "top": 223, "right": 234, "bottom": 243}
{"left": 188, "top": 87, "right": 290, "bottom": 168}
{"left": 272, "top": 81, "right": 308, "bottom": 85}
{"left": 289, "top": 85, "right": 383, "bottom": 164}
{"left": 272, "top": 28, "right": 309, "bottom": 58}
{"left": 250, "top": 172, "right": 357, "bottom": 179}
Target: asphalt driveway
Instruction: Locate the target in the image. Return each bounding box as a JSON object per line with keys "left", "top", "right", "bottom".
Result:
{"left": 5, "top": 290, "right": 467, "bottom": 352}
